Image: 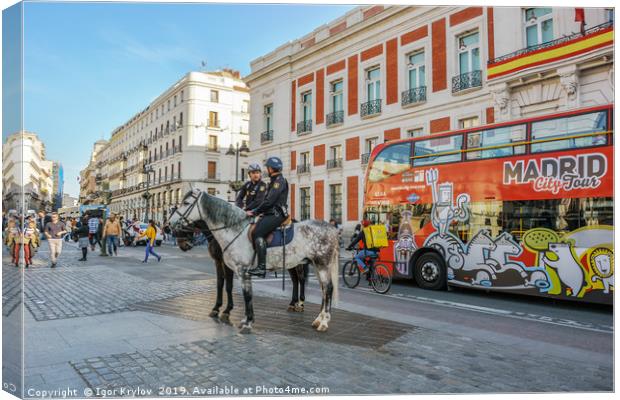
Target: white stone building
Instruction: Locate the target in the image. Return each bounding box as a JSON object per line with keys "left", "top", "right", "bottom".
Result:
{"left": 2, "top": 131, "right": 54, "bottom": 212}
{"left": 87, "top": 70, "right": 251, "bottom": 222}
{"left": 245, "top": 5, "right": 613, "bottom": 233}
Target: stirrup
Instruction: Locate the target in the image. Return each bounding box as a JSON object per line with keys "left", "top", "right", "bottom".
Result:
{"left": 247, "top": 265, "right": 266, "bottom": 277}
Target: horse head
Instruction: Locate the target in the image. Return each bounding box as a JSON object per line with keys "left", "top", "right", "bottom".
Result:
{"left": 167, "top": 189, "right": 203, "bottom": 250}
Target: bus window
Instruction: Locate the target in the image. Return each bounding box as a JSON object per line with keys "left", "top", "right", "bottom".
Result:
{"left": 413, "top": 135, "right": 463, "bottom": 166}
{"left": 531, "top": 111, "right": 608, "bottom": 153}
{"left": 368, "top": 142, "right": 412, "bottom": 182}
{"left": 466, "top": 125, "right": 526, "bottom": 160}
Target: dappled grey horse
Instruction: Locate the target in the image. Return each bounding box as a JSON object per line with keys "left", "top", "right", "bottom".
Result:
{"left": 168, "top": 189, "right": 340, "bottom": 333}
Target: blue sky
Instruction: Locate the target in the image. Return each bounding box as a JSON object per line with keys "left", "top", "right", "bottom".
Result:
{"left": 11, "top": 1, "right": 355, "bottom": 197}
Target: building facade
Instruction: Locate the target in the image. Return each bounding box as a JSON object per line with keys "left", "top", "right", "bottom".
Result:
{"left": 2, "top": 131, "right": 55, "bottom": 212}
{"left": 79, "top": 139, "right": 109, "bottom": 205}
{"left": 52, "top": 161, "right": 64, "bottom": 211}
{"left": 246, "top": 5, "right": 613, "bottom": 232}
{"left": 82, "top": 70, "right": 251, "bottom": 223}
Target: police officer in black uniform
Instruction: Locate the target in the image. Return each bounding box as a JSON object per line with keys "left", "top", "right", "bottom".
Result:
{"left": 235, "top": 162, "right": 267, "bottom": 211}
{"left": 245, "top": 156, "right": 289, "bottom": 277}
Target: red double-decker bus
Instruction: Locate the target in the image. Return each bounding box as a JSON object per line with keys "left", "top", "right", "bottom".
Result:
{"left": 363, "top": 104, "right": 613, "bottom": 304}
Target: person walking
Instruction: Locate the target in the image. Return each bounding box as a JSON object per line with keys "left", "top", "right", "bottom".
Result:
{"left": 44, "top": 212, "right": 67, "bottom": 268}
{"left": 87, "top": 214, "right": 100, "bottom": 251}
{"left": 5, "top": 219, "right": 20, "bottom": 267}
{"left": 97, "top": 216, "right": 108, "bottom": 256}
{"left": 37, "top": 210, "right": 51, "bottom": 242}
{"left": 103, "top": 214, "right": 122, "bottom": 256}
{"left": 76, "top": 217, "right": 90, "bottom": 261}
{"left": 138, "top": 220, "right": 161, "bottom": 263}
{"left": 23, "top": 219, "right": 40, "bottom": 267}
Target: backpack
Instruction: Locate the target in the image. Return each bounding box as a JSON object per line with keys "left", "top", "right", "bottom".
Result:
{"left": 363, "top": 224, "right": 388, "bottom": 249}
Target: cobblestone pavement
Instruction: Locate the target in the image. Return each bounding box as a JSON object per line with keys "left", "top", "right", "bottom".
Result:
{"left": 72, "top": 290, "right": 612, "bottom": 394}
{"left": 3, "top": 246, "right": 215, "bottom": 321}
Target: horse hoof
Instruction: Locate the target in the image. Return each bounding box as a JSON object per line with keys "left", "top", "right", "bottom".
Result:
{"left": 219, "top": 313, "right": 230, "bottom": 323}
{"left": 287, "top": 305, "right": 296, "bottom": 312}
{"left": 311, "top": 318, "right": 321, "bottom": 328}
{"left": 294, "top": 304, "right": 304, "bottom": 313}
{"left": 316, "top": 323, "right": 328, "bottom": 332}
{"left": 239, "top": 325, "right": 253, "bottom": 334}
{"left": 209, "top": 310, "right": 219, "bottom": 318}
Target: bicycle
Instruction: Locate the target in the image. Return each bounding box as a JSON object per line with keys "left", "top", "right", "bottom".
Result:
{"left": 342, "top": 249, "right": 392, "bottom": 294}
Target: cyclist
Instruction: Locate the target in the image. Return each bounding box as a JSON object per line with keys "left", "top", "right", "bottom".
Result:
{"left": 346, "top": 219, "right": 378, "bottom": 273}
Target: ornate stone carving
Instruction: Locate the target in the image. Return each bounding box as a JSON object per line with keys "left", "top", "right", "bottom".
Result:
{"left": 490, "top": 83, "right": 510, "bottom": 114}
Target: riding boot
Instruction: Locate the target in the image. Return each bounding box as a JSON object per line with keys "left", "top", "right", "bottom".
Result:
{"left": 248, "top": 237, "right": 267, "bottom": 277}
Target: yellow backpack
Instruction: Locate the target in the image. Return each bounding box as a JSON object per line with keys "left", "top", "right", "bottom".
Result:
{"left": 363, "top": 224, "right": 388, "bottom": 249}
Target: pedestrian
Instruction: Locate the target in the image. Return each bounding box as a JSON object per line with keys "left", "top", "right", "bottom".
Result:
{"left": 97, "top": 216, "right": 108, "bottom": 256}
{"left": 138, "top": 219, "right": 161, "bottom": 263}
{"left": 103, "top": 214, "right": 122, "bottom": 256}
{"left": 76, "top": 217, "right": 90, "bottom": 262}
{"left": 87, "top": 213, "right": 100, "bottom": 251}
{"left": 22, "top": 219, "right": 40, "bottom": 267}
{"left": 37, "top": 210, "right": 51, "bottom": 241}
{"left": 44, "top": 212, "right": 67, "bottom": 268}
{"left": 5, "top": 219, "right": 20, "bottom": 267}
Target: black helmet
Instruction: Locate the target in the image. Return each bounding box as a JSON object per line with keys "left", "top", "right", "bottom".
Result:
{"left": 265, "top": 157, "right": 283, "bottom": 171}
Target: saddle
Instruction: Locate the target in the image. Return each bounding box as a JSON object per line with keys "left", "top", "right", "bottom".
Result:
{"left": 248, "top": 215, "right": 294, "bottom": 248}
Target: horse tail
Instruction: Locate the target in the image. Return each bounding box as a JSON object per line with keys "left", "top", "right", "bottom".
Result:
{"left": 329, "top": 243, "right": 339, "bottom": 306}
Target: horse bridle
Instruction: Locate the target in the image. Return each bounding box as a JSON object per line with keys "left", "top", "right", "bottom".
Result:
{"left": 170, "top": 190, "right": 250, "bottom": 255}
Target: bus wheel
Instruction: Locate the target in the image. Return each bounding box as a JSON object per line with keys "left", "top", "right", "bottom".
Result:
{"left": 414, "top": 252, "right": 446, "bottom": 291}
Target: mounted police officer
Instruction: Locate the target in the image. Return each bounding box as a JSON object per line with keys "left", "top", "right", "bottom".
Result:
{"left": 235, "top": 162, "right": 267, "bottom": 211}
{"left": 245, "top": 156, "right": 289, "bottom": 277}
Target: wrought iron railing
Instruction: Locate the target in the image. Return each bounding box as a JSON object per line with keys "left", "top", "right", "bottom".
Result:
{"left": 488, "top": 21, "right": 614, "bottom": 64}
{"left": 326, "top": 158, "right": 343, "bottom": 169}
{"left": 296, "top": 164, "right": 311, "bottom": 174}
{"left": 401, "top": 86, "right": 427, "bottom": 106}
{"left": 326, "top": 111, "right": 344, "bottom": 127}
{"left": 452, "top": 70, "right": 482, "bottom": 93}
{"left": 297, "top": 120, "right": 312, "bottom": 135}
{"left": 260, "top": 130, "right": 273, "bottom": 143}
{"left": 361, "top": 153, "right": 371, "bottom": 164}
{"left": 360, "top": 99, "right": 382, "bottom": 117}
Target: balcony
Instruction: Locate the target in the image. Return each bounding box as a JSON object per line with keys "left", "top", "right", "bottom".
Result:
{"left": 401, "top": 86, "right": 426, "bottom": 106}
{"left": 206, "top": 173, "right": 221, "bottom": 182}
{"left": 360, "top": 99, "right": 381, "bottom": 118}
{"left": 207, "top": 121, "right": 220, "bottom": 129}
{"left": 361, "top": 153, "right": 370, "bottom": 165}
{"left": 452, "top": 70, "right": 482, "bottom": 93}
{"left": 297, "top": 120, "right": 312, "bottom": 135}
{"left": 296, "top": 164, "right": 310, "bottom": 174}
{"left": 326, "top": 111, "right": 344, "bottom": 127}
{"left": 260, "top": 130, "right": 273, "bottom": 144}
{"left": 326, "top": 158, "right": 342, "bottom": 170}
{"left": 206, "top": 145, "right": 219, "bottom": 153}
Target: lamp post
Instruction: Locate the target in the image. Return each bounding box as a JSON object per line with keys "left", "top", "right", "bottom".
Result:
{"left": 142, "top": 165, "right": 155, "bottom": 223}
{"left": 226, "top": 141, "right": 249, "bottom": 192}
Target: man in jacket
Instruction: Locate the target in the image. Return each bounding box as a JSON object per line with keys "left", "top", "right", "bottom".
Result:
{"left": 235, "top": 162, "right": 267, "bottom": 211}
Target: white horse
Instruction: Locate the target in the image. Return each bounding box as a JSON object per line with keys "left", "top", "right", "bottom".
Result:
{"left": 168, "top": 189, "right": 340, "bottom": 333}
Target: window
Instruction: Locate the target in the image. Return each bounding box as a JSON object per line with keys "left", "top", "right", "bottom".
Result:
{"left": 211, "top": 90, "right": 219, "bottom": 103}
{"left": 407, "top": 51, "right": 425, "bottom": 89}
{"left": 208, "top": 161, "right": 217, "bottom": 179}
{"left": 368, "top": 142, "right": 412, "bottom": 182}
{"left": 178, "top": 135, "right": 182, "bottom": 151}
{"left": 466, "top": 125, "right": 527, "bottom": 160}
{"left": 531, "top": 111, "right": 608, "bottom": 153}
{"left": 407, "top": 128, "right": 425, "bottom": 138}
{"left": 264, "top": 104, "right": 273, "bottom": 131}
{"left": 174, "top": 95, "right": 177, "bottom": 107}
{"left": 458, "top": 31, "right": 480, "bottom": 74}
{"left": 172, "top": 116, "right": 176, "bottom": 130}
{"left": 158, "top": 169, "right": 161, "bottom": 183}
{"left": 300, "top": 188, "right": 311, "bottom": 221}
{"left": 300, "top": 151, "right": 310, "bottom": 166}
{"left": 171, "top": 164, "right": 174, "bottom": 179}
{"left": 179, "top": 112, "right": 183, "bottom": 126}
{"left": 154, "top": 148, "right": 157, "bottom": 161}
{"left": 330, "top": 145, "right": 342, "bottom": 160}
{"left": 365, "top": 137, "right": 378, "bottom": 154}
{"left": 459, "top": 116, "right": 480, "bottom": 129}
{"left": 330, "top": 81, "right": 343, "bottom": 112}
{"left": 167, "top": 100, "right": 170, "bottom": 111}
{"left": 181, "top": 90, "right": 184, "bottom": 102}
{"left": 208, "top": 135, "right": 218, "bottom": 150}
{"left": 177, "top": 161, "right": 181, "bottom": 178}
{"left": 156, "top": 109, "right": 159, "bottom": 118}
{"left": 301, "top": 92, "right": 312, "bottom": 122}
{"left": 209, "top": 111, "right": 218, "bottom": 128}
{"left": 413, "top": 135, "right": 463, "bottom": 166}
{"left": 164, "top": 166, "right": 168, "bottom": 181}
{"left": 329, "top": 184, "right": 342, "bottom": 224}
{"left": 242, "top": 100, "right": 249, "bottom": 113}
{"left": 606, "top": 9, "right": 614, "bottom": 23}
{"left": 366, "top": 67, "right": 381, "bottom": 101}
{"left": 525, "top": 8, "right": 553, "bottom": 47}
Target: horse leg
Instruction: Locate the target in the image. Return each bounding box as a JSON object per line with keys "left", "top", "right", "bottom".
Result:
{"left": 295, "top": 264, "right": 307, "bottom": 312}
{"left": 210, "top": 260, "right": 224, "bottom": 318}
{"left": 288, "top": 268, "right": 299, "bottom": 312}
{"left": 314, "top": 250, "right": 338, "bottom": 332}
{"left": 220, "top": 266, "right": 235, "bottom": 323}
{"left": 238, "top": 274, "right": 254, "bottom": 334}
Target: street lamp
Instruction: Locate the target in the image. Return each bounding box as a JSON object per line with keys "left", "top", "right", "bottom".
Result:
{"left": 142, "top": 164, "right": 155, "bottom": 222}
{"left": 226, "top": 141, "right": 250, "bottom": 186}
